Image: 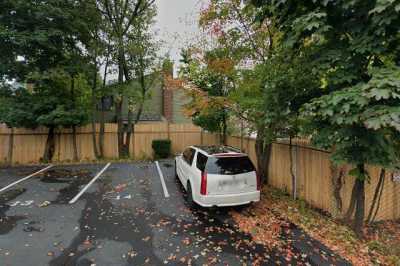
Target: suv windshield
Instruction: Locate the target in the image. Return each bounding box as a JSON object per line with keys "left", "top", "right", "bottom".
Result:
{"left": 205, "top": 156, "right": 255, "bottom": 175}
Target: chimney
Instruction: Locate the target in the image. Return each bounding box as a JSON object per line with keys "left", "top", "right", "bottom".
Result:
{"left": 163, "top": 86, "right": 173, "bottom": 122}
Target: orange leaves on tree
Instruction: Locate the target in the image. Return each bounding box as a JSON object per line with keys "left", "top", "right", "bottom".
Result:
{"left": 207, "top": 58, "right": 235, "bottom": 75}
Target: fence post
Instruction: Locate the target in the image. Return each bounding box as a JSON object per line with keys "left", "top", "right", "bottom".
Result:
{"left": 290, "top": 137, "right": 298, "bottom": 200}
{"left": 247, "top": 133, "right": 250, "bottom": 154}
{"left": 200, "top": 129, "right": 204, "bottom": 145}
{"left": 132, "top": 123, "right": 135, "bottom": 159}
{"left": 57, "top": 131, "right": 61, "bottom": 161}
{"left": 7, "top": 127, "right": 14, "bottom": 165}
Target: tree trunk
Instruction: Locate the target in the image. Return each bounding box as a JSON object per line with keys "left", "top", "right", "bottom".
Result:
{"left": 116, "top": 99, "right": 124, "bottom": 158}
{"left": 120, "top": 38, "right": 132, "bottom": 158}
{"left": 255, "top": 128, "right": 272, "bottom": 185}
{"left": 91, "top": 119, "right": 99, "bottom": 159}
{"left": 7, "top": 127, "right": 14, "bottom": 165}
{"left": 91, "top": 58, "right": 100, "bottom": 159}
{"left": 43, "top": 127, "right": 56, "bottom": 162}
{"left": 345, "top": 164, "right": 367, "bottom": 238}
{"left": 99, "top": 98, "right": 105, "bottom": 158}
{"left": 99, "top": 47, "right": 110, "bottom": 159}
{"left": 72, "top": 126, "right": 79, "bottom": 161}
{"left": 221, "top": 110, "right": 227, "bottom": 145}
{"left": 331, "top": 164, "right": 345, "bottom": 218}
{"left": 123, "top": 66, "right": 144, "bottom": 158}
{"left": 121, "top": 109, "right": 133, "bottom": 158}
{"left": 353, "top": 176, "right": 365, "bottom": 238}
{"left": 345, "top": 179, "right": 358, "bottom": 222}
{"left": 117, "top": 45, "right": 125, "bottom": 158}
{"left": 70, "top": 75, "right": 79, "bottom": 162}
{"left": 367, "top": 168, "right": 385, "bottom": 224}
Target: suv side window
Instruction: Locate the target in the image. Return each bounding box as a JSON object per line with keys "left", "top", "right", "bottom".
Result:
{"left": 196, "top": 152, "right": 208, "bottom": 172}
{"left": 183, "top": 148, "right": 195, "bottom": 166}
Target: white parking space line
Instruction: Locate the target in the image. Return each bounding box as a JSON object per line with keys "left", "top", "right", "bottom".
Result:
{"left": 0, "top": 165, "right": 53, "bottom": 194}
{"left": 69, "top": 163, "right": 111, "bottom": 204}
{"left": 155, "top": 161, "right": 170, "bottom": 198}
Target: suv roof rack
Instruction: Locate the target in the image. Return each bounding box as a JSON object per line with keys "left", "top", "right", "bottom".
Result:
{"left": 193, "top": 145, "right": 243, "bottom": 155}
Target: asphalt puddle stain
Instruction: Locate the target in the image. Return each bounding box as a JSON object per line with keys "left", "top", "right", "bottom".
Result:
{"left": 0, "top": 188, "right": 27, "bottom": 235}
{"left": 22, "top": 220, "right": 44, "bottom": 233}
{"left": 37, "top": 169, "right": 94, "bottom": 204}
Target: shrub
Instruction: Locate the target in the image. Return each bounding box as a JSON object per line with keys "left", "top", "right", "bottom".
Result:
{"left": 152, "top": 139, "right": 171, "bottom": 159}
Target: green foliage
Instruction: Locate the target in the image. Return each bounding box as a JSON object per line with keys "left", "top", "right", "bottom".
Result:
{"left": 0, "top": 85, "right": 37, "bottom": 129}
{"left": 0, "top": 0, "right": 95, "bottom": 132}
{"left": 28, "top": 70, "right": 90, "bottom": 129}
{"left": 179, "top": 47, "right": 232, "bottom": 136}
{"left": 162, "top": 57, "right": 174, "bottom": 76}
{"left": 192, "top": 108, "right": 226, "bottom": 133}
{"left": 262, "top": 48, "right": 321, "bottom": 137}
{"left": 152, "top": 139, "right": 171, "bottom": 159}
{"left": 0, "top": 0, "right": 85, "bottom": 80}
{"left": 302, "top": 66, "right": 400, "bottom": 172}
{"left": 253, "top": 0, "right": 400, "bottom": 175}
{"left": 0, "top": 70, "right": 91, "bottom": 132}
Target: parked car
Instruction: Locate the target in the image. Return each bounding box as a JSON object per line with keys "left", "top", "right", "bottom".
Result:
{"left": 175, "top": 145, "right": 260, "bottom": 207}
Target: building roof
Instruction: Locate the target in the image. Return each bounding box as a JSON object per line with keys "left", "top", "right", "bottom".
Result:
{"left": 122, "top": 113, "right": 163, "bottom": 122}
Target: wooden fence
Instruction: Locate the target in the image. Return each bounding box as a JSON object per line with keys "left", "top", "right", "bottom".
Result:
{"left": 0, "top": 122, "right": 219, "bottom": 164}
{"left": 0, "top": 123, "right": 398, "bottom": 221}
{"left": 216, "top": 135, "right": 400, "bottom": 221}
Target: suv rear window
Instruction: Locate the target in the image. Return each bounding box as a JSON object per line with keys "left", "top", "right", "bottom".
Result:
{"left": 205, "top": 156, "right": 255, "bottom": 175}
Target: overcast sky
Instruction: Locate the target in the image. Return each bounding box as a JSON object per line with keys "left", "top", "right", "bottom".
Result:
{"left": 153, "top": 0, "right": 206, "bottom": 73}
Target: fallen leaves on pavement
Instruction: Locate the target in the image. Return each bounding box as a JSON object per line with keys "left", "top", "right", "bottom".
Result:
{"left": 230, "top": 186, "right": 400, "bottom": 266}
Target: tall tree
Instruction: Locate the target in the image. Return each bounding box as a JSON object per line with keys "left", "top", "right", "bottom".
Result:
{"left": 75, "top": 0, "right": 109, "bottom": 159}
{"left": 0, "top": 0, "right": 94, "bottom": 162}
{"left": 0, "top": 84, "right": 37, "bottom": 164}
{"left": 198, "top": 0, "right": 277, "bottom": 180}
{"left": 179, "top": 48, "right": 234, "bottom": 145}
{"left": 230, "top": 46, "right": 320, "bottom": 186}
{"left": 98, "top": 0, "right": 156, "bottom": 158}
{"left": 124, "top": 11, "right": 161, "bottom": 157}
{"left": 29, "top": 70, "right": 90, "bottom": 162}
{"left": 253, "top": 0, "right": 400, "bottom": 236}
{"left": 302, "top": 67, "right": 400, "bottom": 236}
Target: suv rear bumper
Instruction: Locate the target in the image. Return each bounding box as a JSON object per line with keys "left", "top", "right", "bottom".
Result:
{"left": 195, "top": 191, "right": 260, "bottom": 207}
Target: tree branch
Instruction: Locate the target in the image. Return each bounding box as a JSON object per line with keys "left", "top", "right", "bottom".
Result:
{"left": 231, "top": 3, "right": 266, "bottom": 62}
{"left": 122, "top": 0, "right": 156, "bottom": 36}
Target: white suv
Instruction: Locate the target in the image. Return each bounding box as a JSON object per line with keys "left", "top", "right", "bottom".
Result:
{"left": 175, "top": 145, "right": 260, "bottom": 207}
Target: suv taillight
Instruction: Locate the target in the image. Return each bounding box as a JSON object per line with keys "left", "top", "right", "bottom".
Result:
{"left": 200, "top": 171, "right": 207, "bottom": 195}
{"left": 256, "top": 171, "right": 261, "bottom": 191}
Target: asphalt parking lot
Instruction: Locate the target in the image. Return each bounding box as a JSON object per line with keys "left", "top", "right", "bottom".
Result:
{"left": 0, "top": 160, "right": 314, "bottom": 266}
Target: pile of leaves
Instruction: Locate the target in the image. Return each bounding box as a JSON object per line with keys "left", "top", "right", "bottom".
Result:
{"left": 231, "top": 186, "right": 400, "bottom": 265}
